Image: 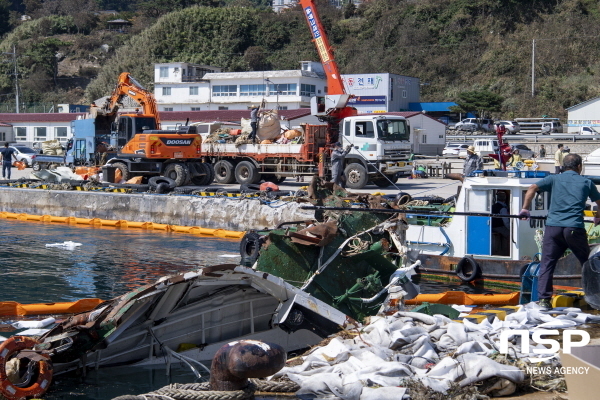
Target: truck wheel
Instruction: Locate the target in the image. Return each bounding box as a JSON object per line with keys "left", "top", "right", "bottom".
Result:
{"left": 32, "top": 162, "right": 40, "bottom": 171}
{"left": 164, "top": 163, "right": 189, "bottom": 187}
{"left": 190, "top": 163, "right": 215, "bottom": 186}
{"left": 344, "top": 163, "right": 368, "bottom": 189}
{"left": 214, "top": 160, "right": 236, "bottom": 184}
{"left": 235, "top": 161, "right": 260, "bottom": 185}
{"left": 112, "top": 162, "right": 130, "bottom": 182}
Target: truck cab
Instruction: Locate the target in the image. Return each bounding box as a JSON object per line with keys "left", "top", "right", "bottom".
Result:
{"left": 339, "top": 115, "right": 412, "bottom": 188}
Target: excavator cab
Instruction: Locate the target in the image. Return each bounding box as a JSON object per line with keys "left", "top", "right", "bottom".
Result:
{"left": 113, "top": 115, "right": 157, "bottom": 147}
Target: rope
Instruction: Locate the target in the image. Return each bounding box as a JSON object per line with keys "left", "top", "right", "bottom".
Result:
{"left": 111, "top": 379, "right": 300, "bottom": 400}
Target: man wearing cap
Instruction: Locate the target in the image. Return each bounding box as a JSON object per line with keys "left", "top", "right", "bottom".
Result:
{"left": 463, "top": 145, "right": 483, "bottom": 177}
{"left": 249, "top": 105, "right": 260, "bottom": 144}
{"left": 331, "top": 142, "right": 353, "bottom": 188}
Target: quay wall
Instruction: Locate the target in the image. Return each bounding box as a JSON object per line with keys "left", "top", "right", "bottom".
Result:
{"left": 0, "top": 188, "right": 315, "bottom": 231}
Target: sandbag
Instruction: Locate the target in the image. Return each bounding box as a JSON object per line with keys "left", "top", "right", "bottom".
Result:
{"left": 257, "top": 110, "right": 282, "bottom": 140}
{"left": 284, "top": 129, "right": 302, "bottom": 140}
{"left": 42, "top": 139, "right": 63, "bottom": 155}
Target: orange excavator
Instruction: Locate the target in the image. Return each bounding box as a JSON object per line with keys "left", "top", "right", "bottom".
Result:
{"left": 82, "top": 72, "right": 214, "bottom": 186}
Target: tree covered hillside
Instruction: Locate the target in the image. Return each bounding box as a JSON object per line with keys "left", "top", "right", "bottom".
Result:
{"left": 2, "top": 0, "right": 600, "bottom": 119}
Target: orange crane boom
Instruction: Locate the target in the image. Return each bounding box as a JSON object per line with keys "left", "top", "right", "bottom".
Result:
{"left": 299, "top": 0, "right": 346, "bottom": 96}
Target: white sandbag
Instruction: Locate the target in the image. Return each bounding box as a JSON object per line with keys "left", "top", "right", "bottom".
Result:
{"left": 454, "top": 341, "right": 494, "bottom": 356}
{"left": 293, "top": 372, "right": 363, "bottom": 400}
{"left": 360, "top": 387, "right": 407, "bottom": 400}
{"left": 257, "top": 110, "right": 282, "bottom": 140}
{"left": 12, "top": 317, "right": 55, "bottom": 329}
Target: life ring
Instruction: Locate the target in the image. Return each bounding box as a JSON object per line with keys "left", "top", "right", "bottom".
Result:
{"left": 456, "top": 256, "right": 481, "bottom": 282}
{"left": 0, "top": 336, "right": 53, "bottom": 400}
{"left": 239, "top": 231, "right": 263, "bottom": 266}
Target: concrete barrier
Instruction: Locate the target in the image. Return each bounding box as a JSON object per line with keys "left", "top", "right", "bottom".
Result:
{"left": 0, "top": 188, "right": 314, "bottom": 232}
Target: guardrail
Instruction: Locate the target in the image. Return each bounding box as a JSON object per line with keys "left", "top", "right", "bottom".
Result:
{"left": 446, "top": 133, "right": 598, "bottom": 142}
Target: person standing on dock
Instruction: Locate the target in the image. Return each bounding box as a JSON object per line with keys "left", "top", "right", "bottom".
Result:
{"left": 331, "top": 142, "right": 352, "bottom": 188}
{"left": 519, "top": 153, "right": 600, "bottom": 310}
{"left": 463, "top": 146, "right": 483, "bottom": 177}
{"left": 0, "top": 143, "right": 18, "bottom": 180}
{"left": 539, "top": 144, "right": 546, "bottom": 158}
{"left": 554, "top": 144, "right": 564, "bottom": 174}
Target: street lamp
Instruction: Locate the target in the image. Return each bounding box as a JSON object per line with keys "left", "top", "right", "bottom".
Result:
{"left": 265, "top": 78, "right": 282, "bottom": 110}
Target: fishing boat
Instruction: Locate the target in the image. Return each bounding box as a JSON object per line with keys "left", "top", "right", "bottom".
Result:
{"left": 402, "top": 169, "right": 600, "bottom": 287}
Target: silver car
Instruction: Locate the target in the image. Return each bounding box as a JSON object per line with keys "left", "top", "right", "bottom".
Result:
{"left": 9, "top": 146, "right": 37, "bottom": 167}
{"left": 495, "top": 120, "right": 521, "bottom": 134}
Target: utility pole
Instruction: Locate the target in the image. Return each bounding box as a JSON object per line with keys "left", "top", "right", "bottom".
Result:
{"left": 531, "top": 39, "right": 535, "bottom": 98}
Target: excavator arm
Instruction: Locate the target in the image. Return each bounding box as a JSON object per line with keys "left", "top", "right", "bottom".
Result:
{"left": 100, "top": 72, "right": 161, "bottom": 129}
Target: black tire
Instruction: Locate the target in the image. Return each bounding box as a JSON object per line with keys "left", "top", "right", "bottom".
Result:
{"left": 214, "top": 160, "right": 236, "bottom": 184}
{"left": 164, "top": 163, "right": 189, "bottom": 187}
{"left": 395, "top": 192, "right": 412, "bottom": 205}
{"left": 148, "top": 176, "right": 177, "bottom": 190}
{"left": 344, "top": 163, "right": 369, "bottom": 189}
{"left": 235, "top": 160, "right": 260, "bottom": 185}
{"left": 456, "top": 256, "right": 481, "bottom": 282}
{"left": 190, "top": 163, "right": 215, "bottom": 186}
{"left": 240, "top": 230, "right": 262, "bottom": 266}
{"left": 112, "top": 162, "right": 130, "bottom": 182}
{"left": 155, "top": 182, "right": 171, "bottom": 194}
{"left": 32, "top": 162, "right": 41, "bottom": 171}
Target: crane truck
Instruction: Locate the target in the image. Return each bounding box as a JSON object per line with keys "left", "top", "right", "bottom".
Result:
{"left": 65, "top": 73, "right": 213, "bottom": 186}
{"left": 206, "top": 0, "right": 412, "bottom": 189}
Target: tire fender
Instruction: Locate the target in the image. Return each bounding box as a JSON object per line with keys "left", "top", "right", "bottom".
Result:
{"left": 239, "top": 231, "right": 263, "bottom": 265}
{"left": 456, "top": 256, "right": 481, "bottom": 282}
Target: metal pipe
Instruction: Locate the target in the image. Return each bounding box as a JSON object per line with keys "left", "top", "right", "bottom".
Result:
{"left": 301, "top": 205, "right": 547, "bottom": 219}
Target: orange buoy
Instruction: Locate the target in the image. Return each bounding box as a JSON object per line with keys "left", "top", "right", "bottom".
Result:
{"left": 405, "top": 291, "right": 520, "bottom": 306}
{"left": 0, "top": 336, "right": 53, "bottom": 400}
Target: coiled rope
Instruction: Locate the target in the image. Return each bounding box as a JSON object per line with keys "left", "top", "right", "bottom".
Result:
{"left": 111, "top": 379, "right": 299, "bottom": 400}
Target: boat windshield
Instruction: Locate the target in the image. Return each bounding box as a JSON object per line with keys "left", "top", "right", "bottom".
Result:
{"left": 377, "top": 119, "right": 409, "bottom": 141}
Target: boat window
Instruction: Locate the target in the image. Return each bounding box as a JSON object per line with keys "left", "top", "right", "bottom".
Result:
{"left": 491, "top": 190, "right": 511, "bottom": 256}
{"left": 534, "top": 192, "right": 545, "bottom": 210}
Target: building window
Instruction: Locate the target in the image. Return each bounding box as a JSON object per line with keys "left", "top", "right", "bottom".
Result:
{"left": 422, "top": 135, "right": 427, "bottom": 143}
{"left": 268, "top": 83, "right": 296, "bottom": 95}
{"left": 160, "top": 67, "right": 168, "bottom": 78}
{"left": 218, "top": 106, "right": 229, "bottom": 110}
{"left": 402, "top": 90, "right": 407, "bottom": 98}
{"left": 191, "top": 107, "right": 201, "bottom": 111}
{"left": 240, "top": 84, "right": 266, "bottom": 96}
{"left": 213, "top": 85, "right": 237, "bottom": 97}
{"left": 55, "top": 127, "right": 68, "bottom": 141}
{"left": 15, "top": 127, "right": 26, "bottom": 141}
{"left": 164, "top": 107, "right": 173, "bottom": 111}
{"left": 301, "top": 84, "right": 316, "bottom": 96}
{"left": 34, "top": 127, "right": 47, "bottom": 141}
{"left": 189, "top": 86, "right": 198, "bottom": 95}
{"left": 162, "top": 87, "right": 171, "bottom": 96}
{"left": 278, "top": 106, "right": 288, "bottom": 110}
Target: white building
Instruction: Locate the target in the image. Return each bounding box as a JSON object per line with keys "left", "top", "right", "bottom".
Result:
{"left": 154, "top": 61, "right": 327, "bottom": 112}
{"left": 153, "top": 62, "right": 420, "bottom": 114}
{"left": 566, "top": 96, "right": 600, "bottom": 133}
{"left": 0, "top": 122, "right": 13, "bottom": 142}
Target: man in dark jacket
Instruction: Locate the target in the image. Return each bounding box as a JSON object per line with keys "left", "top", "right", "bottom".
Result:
{"left": 0, "top": 143, "right": 18, "bottom": 179}
{"left": 331, "top": 142, "right": 352, "bottom": 188}
{"left": 249, "top": 105, "right": 260, "bottom": 144}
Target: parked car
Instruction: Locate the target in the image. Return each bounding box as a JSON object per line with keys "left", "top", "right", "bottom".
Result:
{"left": 494, "top": 120, "right": 521, "bottom": 134}
{"left": 578, "top": 126, "right": 600, "bottom": 138}
{"left": 442, "top": 143, "right": 470, "bottom": 158}
{"left": 454, "top": 118, "right": 494, "bottom": 132}
{"left": 510, "top": 144, "right": 535, "bottom": 159}
{"left": 9, "top": 146, "right": 37, "bottom": 167}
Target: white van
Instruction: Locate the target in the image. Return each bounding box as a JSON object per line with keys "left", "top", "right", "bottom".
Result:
{"left": 473, "top": 139, "right": 499, "bottom": 160}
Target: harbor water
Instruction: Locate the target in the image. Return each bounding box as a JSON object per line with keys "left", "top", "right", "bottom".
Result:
{"left": 0, "top": 218, "right": 496, "bottom": 399}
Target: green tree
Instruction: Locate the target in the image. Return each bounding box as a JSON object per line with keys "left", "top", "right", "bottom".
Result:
{"left": 451, "top": 90, "right": 504, "bottom": 119}
{"left": 0, "top": 0, "right": 12, "bottom": 36}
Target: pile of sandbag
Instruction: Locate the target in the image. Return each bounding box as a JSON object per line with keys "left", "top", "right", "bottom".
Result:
{"left": 241, "top": 109, "right": 282, "bottom": 141}
{"left": 42, "top": 139, "right": 64, "bottom": 155}
{"left": 268, "top": 303, "right": 600, "bottom": 399}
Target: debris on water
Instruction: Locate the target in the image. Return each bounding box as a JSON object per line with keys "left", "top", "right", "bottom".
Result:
{"left": 45, "top": 241, "right": 81, "bottom": 249}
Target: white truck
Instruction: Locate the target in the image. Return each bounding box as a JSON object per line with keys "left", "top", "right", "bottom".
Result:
{"left": 578, "top": 126, "right": 600, "bottom": 137}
